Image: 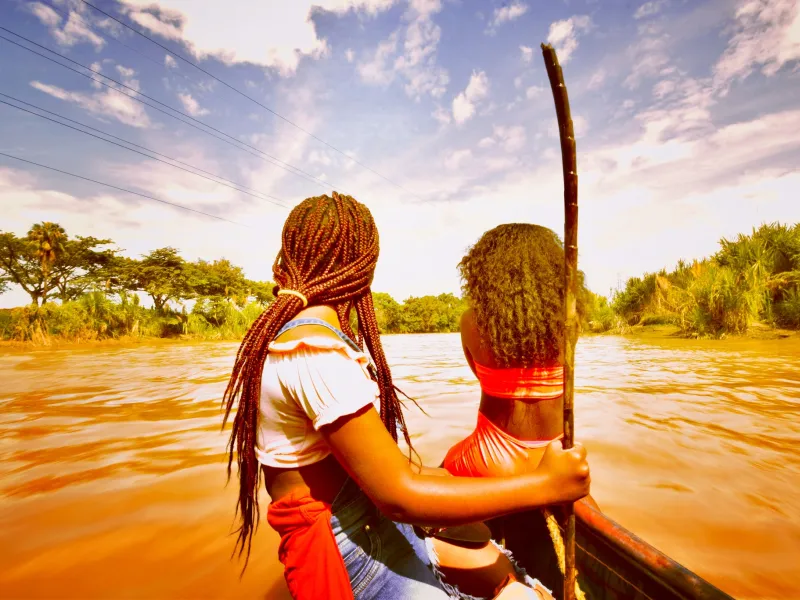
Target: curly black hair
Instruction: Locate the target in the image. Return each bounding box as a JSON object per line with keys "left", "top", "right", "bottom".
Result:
{"left": 459, "top": 223, "right": 564, "bottom": 367}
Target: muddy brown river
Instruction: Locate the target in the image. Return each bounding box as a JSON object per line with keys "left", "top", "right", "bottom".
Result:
{"left": 1, "top": 334, "right": 798, "bottom": 599}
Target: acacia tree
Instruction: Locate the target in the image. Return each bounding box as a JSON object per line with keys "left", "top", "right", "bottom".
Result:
{"left": 129, "top": 247, "right": 193, "bottom": 312}
{"left": 191, "top": 258, "right": 248, "bottom": 302}
{"left": 0, "top": 228, "right": 59, "bottom": 305}
{"left": 247, "top": 279, "right": 275, "bottom": 306}
{"left": 0, "top": 224, "right": 117, "bottom": 306}
{"left": 50, "top": 236, "right": 118, "bottom": 302}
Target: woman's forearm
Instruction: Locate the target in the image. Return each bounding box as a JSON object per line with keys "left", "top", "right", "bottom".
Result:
{"left": 383, "top": 470, "right": 556, "bottom": 526}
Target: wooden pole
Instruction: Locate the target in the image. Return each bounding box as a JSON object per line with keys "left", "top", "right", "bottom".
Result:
{"left": 541, "top": 43, "right": 579, "bottom": 600}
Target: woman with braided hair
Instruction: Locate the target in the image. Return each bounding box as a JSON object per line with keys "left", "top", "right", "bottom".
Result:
{"left": 223, "top": 193, "right": 591, "bottom": 599}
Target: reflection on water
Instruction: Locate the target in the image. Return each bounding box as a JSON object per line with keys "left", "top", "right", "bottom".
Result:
{"left": 1, "top": 335, "right": 798, "bottom": 599}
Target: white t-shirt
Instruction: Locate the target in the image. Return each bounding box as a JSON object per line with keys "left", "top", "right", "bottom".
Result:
{"left": 255, "top": 335, "right": 380, "bottom": 468}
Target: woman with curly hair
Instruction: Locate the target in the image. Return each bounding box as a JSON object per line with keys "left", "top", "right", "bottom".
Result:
{"left": 441, "top": 223, "right": 599, "bottom": 595}
{"left": 223, "top": 195, "right": 590, "bottom": 600}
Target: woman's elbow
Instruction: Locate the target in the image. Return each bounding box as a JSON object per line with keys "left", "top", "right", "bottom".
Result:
{"left": 369, "top": 476, "right": 420, "bottom": 523}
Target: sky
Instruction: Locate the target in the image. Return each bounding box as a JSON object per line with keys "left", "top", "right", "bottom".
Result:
{"left": 1, "top": 0, "right": 799, "bottom": 308}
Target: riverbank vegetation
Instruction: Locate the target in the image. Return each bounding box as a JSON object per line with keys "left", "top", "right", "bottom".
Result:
{"left": 593, "top": 222, "right": 800, "bottom": 337}
{"left": 0, "top": 222, "right": 472, "bottom": 343}
{"left": 2, "top": 221, "right": 797, "bottom": 344}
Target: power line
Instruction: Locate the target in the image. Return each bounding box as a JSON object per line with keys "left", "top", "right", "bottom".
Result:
{"left": 0, "top": 152, "right": 245, "bottom": 226}
{"left": 78, "top": 0, "right": 423, "bottom": 200}
{"left": 0, "top": 28, "right": 342, "bottom": 194}
{"left": 0, "top": 93, "right": 287, "bottom": 207}
{"left": 41, "top": 0, "right": 201, "bottom": 89}
{"left": 0, "top": 95, "right": 288, "bottom": 208}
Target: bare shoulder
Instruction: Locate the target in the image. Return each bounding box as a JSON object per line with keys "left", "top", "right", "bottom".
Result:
{"left": 460, "top": 306, "right": 476, "bottom": 330}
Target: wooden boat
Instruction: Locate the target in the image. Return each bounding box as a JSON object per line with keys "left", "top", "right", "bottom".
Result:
{"left": 490, "top": 502, "right": 735, "bottom": 600}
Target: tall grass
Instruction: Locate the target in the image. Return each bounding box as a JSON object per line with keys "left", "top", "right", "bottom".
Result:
{"left": 185, "top": 298, "right": 264, "bottom": 339}
{"left": 610, "top": 222, "right": 800, "bottom": 337}
{"left": 0, "top": 293, "right": 268, "bottom": 343}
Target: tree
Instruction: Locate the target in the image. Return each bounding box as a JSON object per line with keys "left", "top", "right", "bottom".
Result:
{"left": 372, "top": 292, "right": 404, "bottom": 332}
{"left": 0, "top": 231, "right": 56, "bottom": 306}
{"left": 129, "top": 247, "right": 192, "bottom": 312}
{"left": 50, "top": 236, "right": 118, "bottom": 302}
{"left": 247, "top": 280, "right": 275, "bottom": 306}
{"left": 28, "top": 222, "right": 65, "bottom": 281}
{"left": 191, "top": 258, "right": 248, "bottom": 302}
{"left": 0, "top": 224, "right": 116, "bottom": 306}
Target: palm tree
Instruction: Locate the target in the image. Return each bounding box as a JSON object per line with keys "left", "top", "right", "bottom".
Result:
{"left": 28, "top": 222, "right": 65, "bottom": 275}
{"left": 27, "top": 222, "right": 65, "bottom": 303}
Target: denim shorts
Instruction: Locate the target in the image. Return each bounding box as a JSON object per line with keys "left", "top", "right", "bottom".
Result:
{"left": 329, "top": 478, "right": 543, "bottom": 600}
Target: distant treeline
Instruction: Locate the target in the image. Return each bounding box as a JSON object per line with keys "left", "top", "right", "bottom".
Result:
{"left": 0, "top": 222, "right": 471, "bottom": 342}
{"left": 587, "top": 222, "right": 800, "bottom": 336}
{"left": 3, "top": 221, "right": 797, "bottom": 343}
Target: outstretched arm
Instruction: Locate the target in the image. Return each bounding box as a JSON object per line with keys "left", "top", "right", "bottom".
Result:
{"left": 321, "top": 405, "right": 589, "bottom": 527}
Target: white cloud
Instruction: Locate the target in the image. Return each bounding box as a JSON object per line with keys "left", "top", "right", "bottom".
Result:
{"left": 394, "top": 1, "right": 449, "bottom": 99}
{"left": 546, "top": 15, "right": 592, "bottom": 64}
{"left": 526, "top": 85, "right": 544, "bottom": 100}
{"left": 357, "top": 33, "right": 398, "bottom": 85}
{"left": 514, "top": 76, "right": 524, "bottom": 89}
{"left": 31, "top": 80, "right": 153, "bottom": 129}
{"left": 28, "top": 64, "right": 151, "bottom": 128}
{"left": 487, "top": 2, "right": 529, "bottom": 32}
{"left": 634, "top": 0, "right": 669, "bottom": 20}
{"left": 476, "top": 125, "right": 526, "bottom": 152}
{"left": 452, "top": 70, "right": 489, "bottom": 124}
{"left": 444, "top": 148, "right": 472, "bottom": 170}
{"left": 432, "top": 104, "right": 452, "bottom": 125}
{"left": 116, "top": 65, "right": 137, "bottom": 80}
{"left": 119, "top": 0, "right": 400, "bottom": 76}
{"left": 27, "top": 2, "right": 61, "bottom": 28}
{"left": 713, "top": 0, "right": 800, "bottom": 92}
{"left": 177, "top": 92, "right": 209, "bottom": 117}
{"left": 493, "top": 125, "right": 527, "bottom": 152}
{"left": 308, "top": 150, "right": 333, "bottom": 166}
{"left": 357, "top": 2, "right": 449, "bottom": 99}
{"left": 345, "top": 48, "right": 355, "bottom": 63}
{"left": 27, "top": 2, "right": 105, "bottom": 49}
{"left": 164, "top": 54, "right": 178, "bottom": 68}
{"left": 624, "top": 23, "right": 671, "bottom": 89}
{"left": 520, "top": 45, "right": 534, "bottom": 63}
{"left": 653, "top": 79, "right": 676, "bottom": 98}
{"left": 587, "top": 68, "right": 607, "bottom": 90}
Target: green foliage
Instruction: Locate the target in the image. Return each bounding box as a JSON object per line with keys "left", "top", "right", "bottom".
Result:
{"left": 127, "top": 247, "right": 193, "bottom": 312}
{"left": 187, "top": 299, "right": 264, "bottom": 339}
{"left": 581, "top": 290, "right": 627, "bottom": 333}
{"left": 3, "top": 292, "right": 179, "bottom": 342}
{"left": 774, "top": 288, "right": 800, "bottom": 328}
{"left": 0, "top": 223, "right": 116, "bottom": 306}
{"left": 611, "top": 222, "right": 800, "bottom": 336}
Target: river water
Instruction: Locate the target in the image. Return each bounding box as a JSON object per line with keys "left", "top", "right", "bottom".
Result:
{"left": 0, "top": 334, "right": 798, "bottom": 599}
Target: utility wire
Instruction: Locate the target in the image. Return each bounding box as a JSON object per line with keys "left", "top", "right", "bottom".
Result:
{"left": 78, "top": 0, "right": 422, "bottom": 200}
{"left": 0, "top": 152, "right": 245, "bottom": 226}
{"left": 0, "top": 28, "right": 341, "bottom": 194}
{"left": 0, "top": 95, "right": 288, "bottom": 208}
{"left": 41, "top": 0, "right": 202, "bottom": 89}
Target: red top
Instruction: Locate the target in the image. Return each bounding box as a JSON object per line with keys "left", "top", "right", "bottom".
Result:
{"left": 443, "top": 411, "right": 562, "bottom": 478}
{"left": 474, "top": 362, "right": 564, "bottom": 400}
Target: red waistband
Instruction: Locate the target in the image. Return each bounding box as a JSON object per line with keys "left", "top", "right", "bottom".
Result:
{"left": 474, "top": 362, "right": 564, "bottom": 400}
